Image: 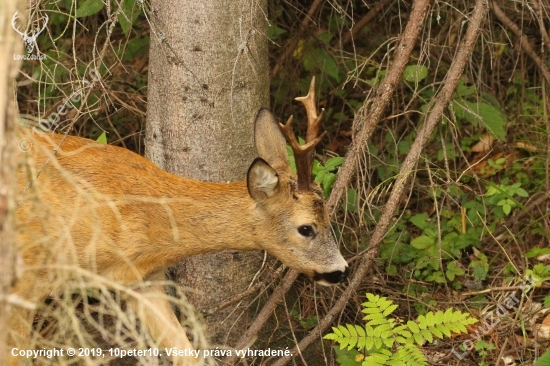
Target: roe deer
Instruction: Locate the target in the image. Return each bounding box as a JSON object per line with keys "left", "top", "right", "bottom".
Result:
{"left": 10, "top": 77, "right": 348, "bottom": 365}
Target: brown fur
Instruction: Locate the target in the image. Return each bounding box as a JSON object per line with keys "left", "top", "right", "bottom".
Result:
{"left": 10, "top": 109, "right": 347, "bottom": 365}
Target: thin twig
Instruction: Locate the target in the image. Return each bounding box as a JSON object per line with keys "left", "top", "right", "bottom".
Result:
{"left": 203, "top": 265, "right": 284, "bottom": 316}
{"left": 227, "top": 2, "right": 432, "bottom": 363}
{"left": 223, "top": 270, "right": 299, "bottom": 365}
{"left": 327, "top": 0, "right": 432, "bottom": 215}
{"left": 270, "top": 0, "right": 323, "bottom": 79}
{"left": 340, "top": 0, "right": 393, "bottom": 46}
{"left": 529, "top": 0, "right": 550, "bottom": 51}
{"left": 270, "top": 0, "right": 489, "bottom": 364}
{"left": 492, "top": 2, "right": 550, "bottom": 86}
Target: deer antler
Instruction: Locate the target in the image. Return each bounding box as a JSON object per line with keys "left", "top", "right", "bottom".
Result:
{"left": 279, "top": 77, "right": 326, "bottom": 191}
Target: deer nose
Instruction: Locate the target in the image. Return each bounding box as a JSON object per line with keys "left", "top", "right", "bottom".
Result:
{"left": 313, "top": 266, "right": 349, "bottom": 285}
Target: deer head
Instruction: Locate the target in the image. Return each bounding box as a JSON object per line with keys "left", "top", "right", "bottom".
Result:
{"left": 247, "top": 77, "right": 348, "bottom": 285}
{"left": 12, "top": 11, "right": 49, "bottom": 54}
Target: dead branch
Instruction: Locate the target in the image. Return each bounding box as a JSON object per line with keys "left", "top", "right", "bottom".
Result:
{"left": 340, "top": 0, "right": 394, "bottom": 46}
{"left": 327, "top": 0, "right": 432, "bottom": 215}
{"left": 270, "top": 0, "right": 489, "bottom": 364}
{"left": 529, "top": 0, "right": 550, "bottom": 51}
{"left": 492, "top": 1, "right": 550, "bottom": 86}
{"left": 227, "top": 1, "right": 432, "bottom": 362}
{"left": 270, "top": 0, "right": 323, "bottom": 79}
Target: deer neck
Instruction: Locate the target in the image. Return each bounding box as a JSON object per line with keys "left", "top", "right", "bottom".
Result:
{"left": 142, "top": 175, "right": 262, "bottom": 268}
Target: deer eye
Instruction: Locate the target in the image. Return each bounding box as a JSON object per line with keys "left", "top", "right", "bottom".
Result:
{"left": 297, "top": 225, "right": 315, "bottom": 238}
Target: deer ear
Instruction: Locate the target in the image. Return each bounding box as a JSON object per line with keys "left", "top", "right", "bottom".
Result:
{"left": 247, "top": 158, "right": 280, "bottom": 203}
{"left": 254, "top": 108, "right": 290, "bottom": 174}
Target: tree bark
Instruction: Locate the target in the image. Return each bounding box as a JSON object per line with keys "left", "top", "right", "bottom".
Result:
{"left": 0, "top": 0, "right": 24, "bottom": 362}
{"left": 145, "top": 0, "right": 269, "bottom": 346}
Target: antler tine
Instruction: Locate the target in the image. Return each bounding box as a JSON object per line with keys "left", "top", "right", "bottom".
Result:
{"left": 279, "top": 115, "right": 326, "bottom": 191}
{"left": 294, "top": 76, "right": 326, "bottom": 144}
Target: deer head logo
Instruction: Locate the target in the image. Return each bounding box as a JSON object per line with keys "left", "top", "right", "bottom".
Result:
{"left": 11, "top": 11, "right": 49, "bottom": 54}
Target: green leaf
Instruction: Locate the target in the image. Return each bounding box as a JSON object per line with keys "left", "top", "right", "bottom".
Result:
{"left": 454, "top": 100, "right": 506, "bottom": 140}
{"left": 515, "top": 188, "right": 529, "bottom": 197}
{"left": 96, "top": 131, "right": 107, "bottom": 144}
{"left": 407, "top": 320, "right": 419, "bottom": 334}
{"left": 76, "top": 0, "right": 105, "bottom": 18}
{"left": 287, "top": 145, "right": 296, "bottom": 173}
{"left": 502, "top": 202, "right": 512, "bottom": 215}
{"left": 526, "top": 247, "right": 550, "bottom": 258}
{"left": 446, "top": 262, "right": 465, "bottom": 281}
{"left": 122, "top": 36, "right": 150, "bottom": 61}
{"left": 536, "top": 349, "right": 550, "bottom": 366}
{"left": 267, "top": 24, "right": 287, "bottom": 42}
{"left": 318, "top": 48, "right": 340, "bottom": 82}
{"left": 430, "top": 326, "right": 443, "bottom": 339}
{"left": 344, "top": 188, "right": 357, "bottom": 213}
{"left": 455, "top": 79, "right": 476, "bottom": 97}
{"left": 315, "top": 169, "right": 327, "bottom": 184}
{"left": 382, "top": 304, "right": 398, "bottom": 317}
{"left": 477, "top": 102, "right": 506, "bottom": 140}
{"left": 410, "top": 213, "right": 430, "bottom": 229}
{"left": 421, "top": 328, "right": 433, "bottom": 343}
{"left": 413, "top": 332, "right": 424, "bottom": 345}
{"left": 322, "top": 172, "right": 337, "bottom": 197}
{"left": 436, "top": 323, "right": 451, "bottom": 337}
{"left": 325, "top": 156, "right": 345, "bottom": 171}
{"left": 118, "top": 0, "right": 141, "bottom": 36}
{"left": 403, "top": 65, "right": 428, "bottom": 83}
{"left": 411, "top": 235, "right": 434, "bottom": 249}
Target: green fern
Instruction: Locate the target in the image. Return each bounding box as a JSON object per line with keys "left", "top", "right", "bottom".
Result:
{"left": 324, "top": 293, "right": 478, "bottom": 366}
{"left": 538, "top": 349, "right": 550, "bottom": 366}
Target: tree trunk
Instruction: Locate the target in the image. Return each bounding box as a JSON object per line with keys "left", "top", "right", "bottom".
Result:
{"left": 145, "top": 0, "right": 269, "bottom": 346}
{"left": 0, "top": 0, "right": 24, "bottom": 362}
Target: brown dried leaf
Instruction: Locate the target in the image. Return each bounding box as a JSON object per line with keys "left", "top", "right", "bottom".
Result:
{"left": 471, "top": 134, "right": 494, "bottom": 152}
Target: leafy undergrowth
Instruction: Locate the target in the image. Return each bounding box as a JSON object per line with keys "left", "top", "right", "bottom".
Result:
{"left": 13, "top": 0, "right": 550, "bottom": 365}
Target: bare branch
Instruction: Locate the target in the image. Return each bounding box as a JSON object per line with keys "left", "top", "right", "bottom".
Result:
{"left": 228, "top": 0, "right": 432, "bottom": 364}
{"left": 271, "top": 0, "right": 489, "bottom": 364}
{"left": 271, "top": 0, "right": 323, "bottom": 78}
{"left": 327, "top": 0, "right": 432, "bottom": 214}
{"left": 341, "top": 0, "right": 394, "bottom": 46}
{"left": 492, "top": 2, "right": 550, "bottom": 86}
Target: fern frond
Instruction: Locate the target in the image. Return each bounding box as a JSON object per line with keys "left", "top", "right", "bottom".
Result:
{"left": 388, "top": 344, "right": 427, "bottom": 366}
{"left": 325, "top": 324, "right": 371, "bottom": 351}
{"left": 408, "top": 308, "right": 477, "bottom": 345}
{"left": 325, "top": 293, "right": 478, "bottom": 366}
{"left": 537, "top": 349, "right": 550, "bottom": 366}
{"left": 362, "top": 349, "right": 392, "bottom": 366}
{"left": 362, "top": 294, "right": 398, "bottom": 323}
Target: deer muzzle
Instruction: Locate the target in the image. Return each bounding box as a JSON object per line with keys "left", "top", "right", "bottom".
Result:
{"left": 313, "top": 266, "right": 349, "bottom": 285}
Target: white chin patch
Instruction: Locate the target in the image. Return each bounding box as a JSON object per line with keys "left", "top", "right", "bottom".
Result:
{"left": 315, "top": 279, "right": 337, "bottom": 287}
